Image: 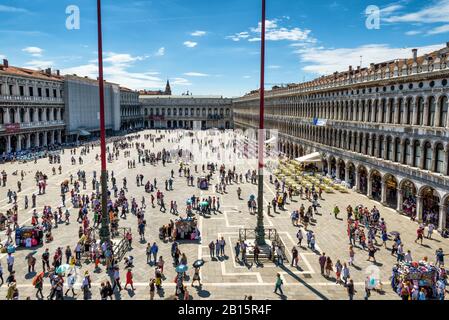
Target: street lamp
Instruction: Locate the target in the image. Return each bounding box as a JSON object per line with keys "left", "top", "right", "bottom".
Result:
{"left": 255, "top": 0, "right": 266, "bottom": 246}
{"left": 97, "top": 0, "right": 110, "bottom": 244}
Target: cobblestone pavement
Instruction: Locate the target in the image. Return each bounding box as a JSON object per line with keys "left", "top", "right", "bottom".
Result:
{"left": 0, "top": 130, "right": 447, "bottom": 300}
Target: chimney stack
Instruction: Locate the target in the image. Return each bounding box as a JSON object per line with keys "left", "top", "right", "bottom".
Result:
{"left": 370, "top": 63, "right": 375, "bottom": 69}
{"left": 56, "top": 70, "right": 60, "bottom": 76}
{"left": 2, "top": 59, "right": 8, "bottom": 68}
{"left": 412, "top": 48, "right": 418, "bottom": 62}
{"left": 45, "top": 68, "right": 51, "bottom": 75}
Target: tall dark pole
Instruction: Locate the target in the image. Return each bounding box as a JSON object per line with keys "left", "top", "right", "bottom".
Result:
{"left": 97, "top": 0, "right": 110, "bottom": 244}
{"left": 255, "top": 0, "right": 266, "bottom": 245}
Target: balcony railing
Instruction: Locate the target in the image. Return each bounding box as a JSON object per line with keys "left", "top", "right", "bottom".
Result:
{"left": 0, "top": 95, "right": 63, "bottom": 103}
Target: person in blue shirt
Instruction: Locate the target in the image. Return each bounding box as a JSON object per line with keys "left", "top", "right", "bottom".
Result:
{"left": 150, "top": 242, "right": 158, "bottom": 264}
{"left": 418, "top": 288, "right": 427, "bottom": 300}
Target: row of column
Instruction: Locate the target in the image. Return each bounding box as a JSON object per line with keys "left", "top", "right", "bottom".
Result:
{"left": 2, "top": 130, "right": 63, "bottom": 153}
{"left": 1, "top": 107, "right": 63, "bottom": 125}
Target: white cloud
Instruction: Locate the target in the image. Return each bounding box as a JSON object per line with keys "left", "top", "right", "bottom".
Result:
{"left": 405, "top": 30, "right": 422, "bottom": 36}
{"left": 25, "top": 60, "right": 54, "bottom": 69}
{"left": 183, "top": 72, "right": 209, "bottom": 77}
{"left": 384, "top": 0, "right": 449, "bottom": 24}
{"left": 297, "top": 43, "right": 444, "bottom": 75}
{"left": 103, "top": 52, "right": 145, "bottom": 64}
{"left": 428, "top": 24, "right": 449, "bottom": 34}
{"left": 268, "top": 65, "right": 281, "bottom": 69}
{"left": 155, "top": 47, "right": 165, "bottom": 56}
{"left": 191, "top": 30, "right": 206, "bottom": 37}
{"left": 171, "top": 77, "right": 192, "bottom": 86}
{"left": 183, "top": 41, "right": 198, "bottom": 48}
{"left": 61, "top": 52, "right": 163, "bottom": 90}
{"left": 226, "top": 32, "right": 250, "bottom": 42}
{"left": 227, "top": 18, "right": 315, "bottom": 43}
{"left": 22, "top": 46, "right": 44, "bottom": 57}
{"left": 379, "top": 4, "right": 403, "bottom": 15}
{"left": 243, "top": 75, "right": 251, "bottom": 79}
{"left": 0, "top": 5, "right": 28, "bottom": 13}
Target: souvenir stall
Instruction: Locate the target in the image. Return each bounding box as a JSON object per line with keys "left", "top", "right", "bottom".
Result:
{"left": 392, "top": 261, "right": 438, "bottom": 298}
{"left": 15, "top": 226, "right": 43, "bottom": 248}
{"left": 174, "top": 216, "right": 200, "bottom": 241}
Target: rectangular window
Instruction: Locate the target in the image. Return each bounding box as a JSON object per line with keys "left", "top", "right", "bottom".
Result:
{"left": 53, "top": 89, "right": 57, "bottom": 97}
{"left": 45, "top": 88, "right": 50, "bottom": 97}
{"left": 29, "top": 87, "right": 34, "bottom": 96}
{"left": 38, "top": 88, "right": 42, "bottom": 97}
{"left": 19, "top": 86, "right": 24, "bottom": 96}
{"left": 437, "top": 149, "right": 445, "bottom": 173}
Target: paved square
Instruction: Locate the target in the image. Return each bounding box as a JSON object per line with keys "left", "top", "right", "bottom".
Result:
{"left": 0, "top": 129, "right": 447, "bottom": 300}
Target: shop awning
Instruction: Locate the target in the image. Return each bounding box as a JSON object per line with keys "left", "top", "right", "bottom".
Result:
{"left": 265, "top": 136, "right": 276, "bottom": 144}
{"left": 78, "top": 129, "right": 91, "bottom": 137}
{"left": 294, "top": 152, "right": 322, "bottom": 164}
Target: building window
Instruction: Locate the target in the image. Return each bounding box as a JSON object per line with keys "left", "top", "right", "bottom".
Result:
{"left": 38, "top": 88, "right": 42, "bottom": 97}
{"left": 413, "top": 141, "right": 421, "bottom": 167}
{"left": 179, "top": 108, "right": 183, "bottom": 116}
{"left": 53, "top": 89, "right": 57, "bottom": 97}
{"left": 45, "top": 88, "right": 50, "bottom": 97}
{"left": 29, "top": 87, "right": 34, "bottom": 96}
{"left": 439, "top": 96, "right": 448, "bottom": 127}
{"left": 398, "top": 99, "right": 404, "bottom": 124}
{"left": 428, "top": 96, "right": 436, "bottom": 126}
{"left": 387, "top": 137, "right": 393, "bottom": 160}
{"left": 19, "top": 86, "right": 24, "bottom": 96}
{"left": 389, "top": 99, "right": 394, "bottom": 123}
{"left": 405, "top": 139, "right": 411, "bottom": 164}
{"left": 381, "top": 99, "right": 386, "bottom": 123}
{"left": 395, "top": 138, "right": 401, "bottom": 162}
{"left": 436, "top": 143, "right": 445, "bottom": 173}
{"left": 424, "top": 142, "right": 432, "bottom": 170}
{"left": 417, "top": 97, "right": 424, "bottom": 125}
{"left": 167, "top": 108, "right": 171, "bottom": 116}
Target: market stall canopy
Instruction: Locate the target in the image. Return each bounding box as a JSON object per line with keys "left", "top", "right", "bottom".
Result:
{"left": 294, "top": 152, "right": 321, "bottom": 164}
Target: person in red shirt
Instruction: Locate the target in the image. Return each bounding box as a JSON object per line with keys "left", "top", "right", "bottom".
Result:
{"left": 125, "top": 268, "right": 135, "bottom": 291}
{"left": 415, "top": 226, "right": 424, "bottom": 245}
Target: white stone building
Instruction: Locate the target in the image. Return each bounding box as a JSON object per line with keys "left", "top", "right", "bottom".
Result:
{"left": 140, "top": 95, "right": 233, "bottom": 130}
{"left": 233, "top": 45, "right": 449, "bottom": 231}
{"left": 0, "top": 59, "right": 65, "bottom": 155}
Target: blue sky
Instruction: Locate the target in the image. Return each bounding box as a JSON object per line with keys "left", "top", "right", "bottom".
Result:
{"left": 0, "top": 0, "right": 448, "bottom": 97}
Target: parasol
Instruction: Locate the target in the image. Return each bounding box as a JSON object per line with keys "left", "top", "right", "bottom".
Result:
{"left": 249, "top": 195, "right": 255, "bottom": 200}
{"left": 175, "top": 264, "right": 188, "bottom": 273}
{"left": 55, "top": 264, "right": 71, "bottom": 274}
{"left": 193, "top": 259, "right": 205, "bottom": 268}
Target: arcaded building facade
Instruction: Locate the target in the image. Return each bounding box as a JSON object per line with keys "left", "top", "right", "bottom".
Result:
{"left": 233, "top": 45, "right": 449, "bottom": 231}
{"left": 0, "top": 59, "right": 65, "bottom": 154}
{"left": 140, "top": 95, "right": 233, "bottom": 130}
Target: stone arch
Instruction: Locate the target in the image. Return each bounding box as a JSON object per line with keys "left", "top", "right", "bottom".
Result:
{"left": 419, "top": 186, "right": 440, "bottom": 225}
{"left": 346, "top": 162, "right": 356, "bottom": 188}
{"left": 370, "top": 170, "right": 382, "bottom": 201}
{"left": 357, "top": 164, "right": 368, "bottom": 195}
{"left": 383, "top": 174, "right": 398, "bottom": 209}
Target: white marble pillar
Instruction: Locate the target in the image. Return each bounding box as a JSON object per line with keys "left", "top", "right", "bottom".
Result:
{"left": 367, "top": 176, "right": 373, "bottom": 199}
{"left": 397, "top": 189, "right": 404, "bottom": 213}
{"left": 381, "top": 180, "right": 387, "bottom": 204}
{"left": 439, "top": 204, "right": 447, "bottom": 232}
{"left": 416, "top": 196, "right": 423, "bottom": 222}
{"left": 26, "top": 134, "right": 31, "bottom": 149}
{"left": 6, "top": 136, "right": 11, "bottom": 153}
